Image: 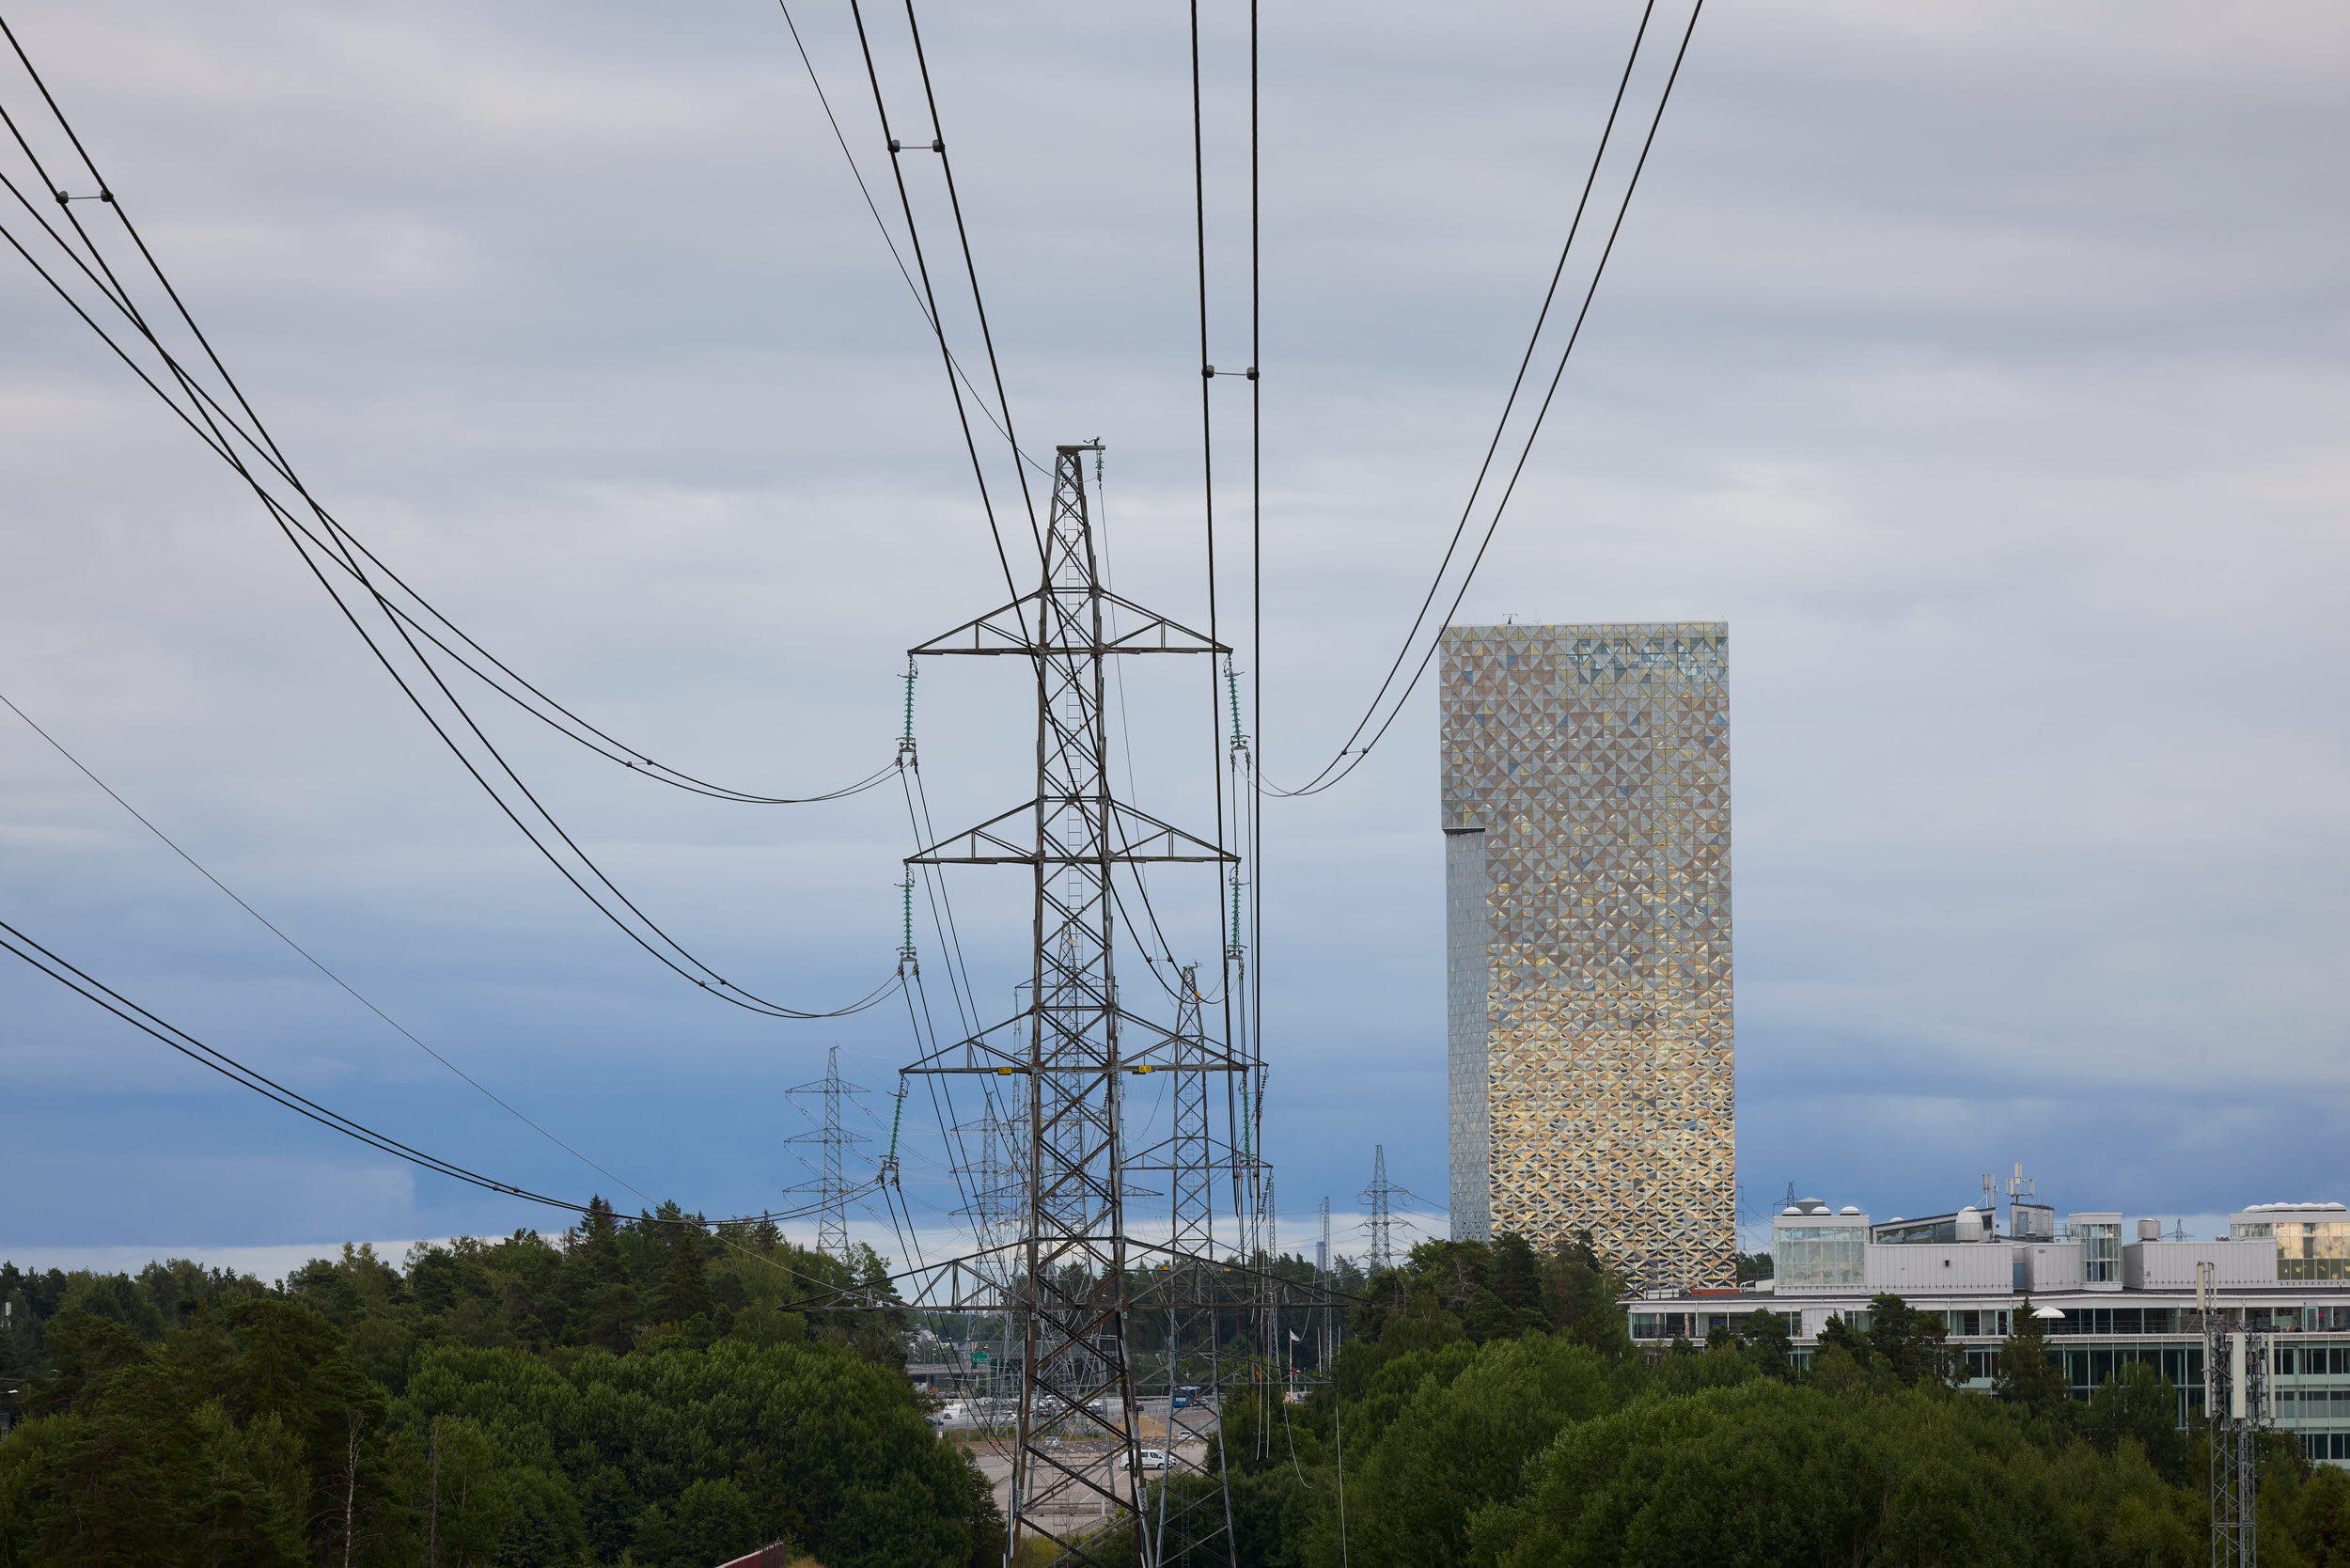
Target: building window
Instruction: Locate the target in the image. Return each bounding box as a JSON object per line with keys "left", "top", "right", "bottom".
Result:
{"left": 2056, "top": 1308, "right": 2177, "bottom": 1337}
{"left": 2080, "top": 1222, "right": 2121, "bottom": 1284}
{"left": 2279, "top": 1222, "right": 2350, "bottom": 1282}
{"left": 1776, "top": 1226, "right": 1865, "bottom": 1287}
{"left": 2232, "top": 1219, "right": 2350, "bottom": 1281}
{"left": 2057, "top": 1345, "right": 2201, "bottom": 1401}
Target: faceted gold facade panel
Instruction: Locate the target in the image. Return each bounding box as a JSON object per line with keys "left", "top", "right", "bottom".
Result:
{"left": 1442, "top": 622, "right": 1733, "bottom": 1289}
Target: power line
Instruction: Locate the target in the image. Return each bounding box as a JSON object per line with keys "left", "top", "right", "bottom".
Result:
{"left": 770, "top": 0, "right": 1047, "bottom": 477}
{"left": 1263, "top": 0, "right": 1705, "bottom": 798}
{"left": 0, "top": 26, "right": 870, "bottom": 811}
{"left": 894, "top": 0, "right": 1043, "bottom": 539}
{"left": 0, "top": 18, "right": 904, "bottom": 1018}
{"left": 0, "top": 212, "right": 895, "bottom": 1015}
{"left": 0, "top": 914, "right": 867, "bottom": 1230}
{"left": 1246, "top": 0, "right": 1268, "bottom": 1281}
{"left": 1190, "top": 0, "right": 1271, "bottom": 1361}
{"left": 0, "top": 685, "right": 664, "bottom": 1204}
{"left": 841, "top": 0, "right": 1040, "bottom": 603}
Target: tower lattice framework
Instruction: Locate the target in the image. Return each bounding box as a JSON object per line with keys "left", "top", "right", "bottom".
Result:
{"left": 784, "top": 1046, "right": 867, "bottom": 1259}
{"left": 906, "top": 443, "right": 1244, "bottom": 1565}
{"left": 2200, "top": 1262, "right": 2264, "bottom": 1568}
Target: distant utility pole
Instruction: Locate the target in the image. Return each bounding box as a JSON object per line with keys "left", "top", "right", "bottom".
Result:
{"left": 784, "top": 1047, "right": 868, "bottom": 1260}
{"left": 1317, "top": 1198, "right": 1336, "bottom": 1378}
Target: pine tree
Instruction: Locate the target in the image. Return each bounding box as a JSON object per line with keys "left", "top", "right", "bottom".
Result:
{"left": 1542, "top": 1231, "right": 1631, "bottom": 1356}
{"left": 1490, "top": 1233, "right": 1543, "bottom": 1316}
{"left": 1463, "top": 1287, "right": 1521, "bottom": 1344}
{"left": 1816, "top": 1310, "right": 1875, "bottom": 1372}
{"left": 1864, "top": 1293, "right": 1952, "bottom": 1388}
{"left": 2081, "top": 1361, "right": 2187, "bottom": 1482}
{"left": 1737, "top": 1308, "right": 1794, "bottom": 1378}
{"left": 569, "top": 1196, "right": 624, "bottom": 1284}
{"left": 654, "top": 1217, "right": 713, "bottom": 1325}
{"left": 1994, "top": 1297, "right": 2070, "bottom": 1414}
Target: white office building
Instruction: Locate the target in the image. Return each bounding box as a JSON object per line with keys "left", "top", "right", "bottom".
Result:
{"left": 1627, "top": 1195, "right": 2350, "bottom": 1466}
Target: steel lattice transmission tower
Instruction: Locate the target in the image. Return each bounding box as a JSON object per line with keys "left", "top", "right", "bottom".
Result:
{"left": 905, "top": 443, "right": 1244, "bottom": 1566}
{"left": 2200, "top": 1262, "right": 2264, "bottom": 1568}
{"left": 1358, "top": 1145, "right": 1419, "bottom": 1276}
{"left": 784, "top": 1046, "right": 868, "bottom": 1259}
{"left": 1130, "top": 965, "right": 1217, "bottom": 1262}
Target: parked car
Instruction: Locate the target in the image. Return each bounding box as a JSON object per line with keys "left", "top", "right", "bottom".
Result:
{"left": 1129, "top": 1449, "right": 1172, "bottom": 1471}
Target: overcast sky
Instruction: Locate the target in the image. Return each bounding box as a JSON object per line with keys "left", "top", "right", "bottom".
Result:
{"left": 1, "top": 0, "right": 2344, "bottom": 1275}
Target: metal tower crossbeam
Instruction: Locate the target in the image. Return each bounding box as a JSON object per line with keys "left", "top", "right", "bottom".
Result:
{"left": 778, "top": 1237, "right": 1355, "bottom": 1316}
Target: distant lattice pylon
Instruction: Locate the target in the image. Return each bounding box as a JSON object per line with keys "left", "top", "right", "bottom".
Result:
{"left": 1358, "top": 1145, "right": 1422, "bottom": 1275}
{"left": 784, "top": 1046, "right": 869, "bottom": 1259}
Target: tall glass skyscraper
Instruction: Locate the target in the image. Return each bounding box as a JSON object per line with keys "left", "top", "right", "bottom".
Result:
{"left": 1441, "top": 621, "right": 1733, "bottom": 1288}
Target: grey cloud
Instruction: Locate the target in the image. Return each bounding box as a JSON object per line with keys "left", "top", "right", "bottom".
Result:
{"left": 0, "top": 0, "right": 2343, "bottom": 1254}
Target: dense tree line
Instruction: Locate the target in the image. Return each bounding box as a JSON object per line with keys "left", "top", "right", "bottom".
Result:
{"left": 1120, "top": 1232, "right": 2350, "bottom": 1568}
{"left": 0, "top": 1201, "right": 1001, "bottom": 1568}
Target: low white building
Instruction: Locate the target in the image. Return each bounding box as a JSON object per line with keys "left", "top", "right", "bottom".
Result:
{"left": 1627, "top": 1195, "right": 2350, "bottom": 1467}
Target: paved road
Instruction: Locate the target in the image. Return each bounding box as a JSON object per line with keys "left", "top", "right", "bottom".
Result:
{"left": 958, "top": 1401, "right": 1220, "bottom": 1536}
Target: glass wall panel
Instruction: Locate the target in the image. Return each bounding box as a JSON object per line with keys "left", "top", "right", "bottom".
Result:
{"left": 1775, "top": 1226, "right": 1865, "bottom": 1287}
{"left": 2080, "top": 1222, "right": 2121, "bottom": 1283}
{"left": 2278, "top": 1221, "right": 2350, "bottom": 1282}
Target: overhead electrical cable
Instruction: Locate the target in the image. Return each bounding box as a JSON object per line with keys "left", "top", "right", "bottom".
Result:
{"left": 1191, "top": 0, "right": 1270, "bottom": 1288}
{"left": 1246, "top": 0, "right": 1268, "bottom": 1209}
{"left": 892, "top": 0, "right": 1042, "bottom": 538}
{"left": 841, "top": 0, "right": 1041, "bottom": 599}
{"left": 0, "top": 213, "right": 892, "bottom": 816}
{"left": 770, "top": 0, "right": 1046, "bottom": 477}
{"left": 1091, "top": 454, "right": 1221, "bottom": 1009}
{"left": 0, "top": 25, "right": 879, "bottom": 809}
{"left": 0, "top": 686, "right": 664, "bottom": 1200}
{"left": 0, "top": 20, "right": 901, "bottom": 1020}
{"left": 0, "top": 916, "right": 873, "bottom": 1229}
{"left": 1262, "top": 0, "right": 1702, "bottom": 798}
{"left": 1187, "top": 0, "right": 1246, "bottom": 1257}
{"left": 889, "top": 682, "right": 1005, "bottom": 1243}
